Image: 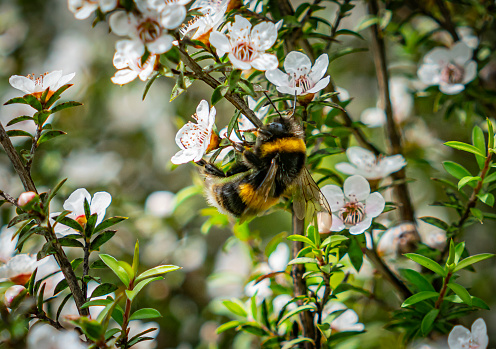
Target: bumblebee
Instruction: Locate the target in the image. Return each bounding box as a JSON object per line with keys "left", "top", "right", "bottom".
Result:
{"left": 198, "top": 113, "right": 331, "bottom": 221}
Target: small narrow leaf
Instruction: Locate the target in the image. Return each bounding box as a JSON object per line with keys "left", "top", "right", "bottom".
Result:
{"left": 447, "top": 283, "right": 472, "bottom": 306}
{"left": 443, "top": 161, "right": 472, "bottom": 180}
{"left": 6, "top": 130, "right": 33, "bottom": 138}
{"left": 404, "top": 253, "right": 447, "bottom": 277}
{"left": 99, "top": 254, "right": 130, "bottom": 286}
{"left": 454, "top": 253, "right": 494, "bottom": 272}
{"left": 401, "top": 291, "right": 439, "bottom": 307}
{"left": 50, "top": 101, "right": 83, "bottom": 113}
{"left": 421, "top": 308, "right": 439, "bottom": 335}
{"left": 135, "top": 265, "right": 181, "bottom": 283}
{"left": 444, "top": 141, "right": 485, "bottom": 158}
{"left": 91, "top": 283, "right": 118, "bottom": 298}
{"left": 278, "top": 304, "right": 317, "bottom": 326}
{"left": 129, "top": 308, "right": 162, "bottom": 321}
{"left": 222, "top": 299, "right": 247, "bottom": 317}
{"left": 6, "top": 115, "right": 34, "bottom": 126}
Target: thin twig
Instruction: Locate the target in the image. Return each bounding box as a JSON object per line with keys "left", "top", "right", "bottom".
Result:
{"left": 368, "top": 0, "right": 415, "bottom": 222}
{"left": 0, "top": 189, "right": 18, "bottom": 206}
{"left": 434, "top": 0, "right": 459, "bottom": 42}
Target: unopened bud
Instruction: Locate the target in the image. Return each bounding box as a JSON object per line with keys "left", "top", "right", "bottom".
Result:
{"left": 17, "top": 191, "right": 38, "bottom": 209}
{"left": 4, "top": 285, "right": 26, "bottom": 308}
{"left": 317, "top": 212, "right": 333, "bottom": 234}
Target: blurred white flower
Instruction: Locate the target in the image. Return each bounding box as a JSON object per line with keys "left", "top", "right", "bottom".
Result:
{"left": 272, "top": 294, "right": 295, "bottom": 314}
{"left": 220, "top": 96, "right": 268, "bottom": 142}
{"left": 360, "top": 77, "right": 413, "bottom": 127}
{"left": 4, "top": 285, "right": 25, "bottom": 307}
{"left": 109, "top": 1, "right": 175, "bottom": 54}
{"left": 145, "top": 191, "right": 176, "bottom": 217}
{"left": 50, "top": 188, "right": 112, "bottom": 236}
{"left": 111, "top": 40, "right": 158, "bottom": 85}
{"left": 0, "top": 254, "right": 47, "bottom": 285}
{"left": 149, "top": 0, "right": 192, "bottom": 30}
{"left": 173, "top": 236, "right": 207, "bottom": 271}
{"left": 180, "top": 0, "right": 228, "bottom": 42}
{"left": 376, "top": 222, "right": 419, "bottom": 259}
{"left": 417, "top": 42, "right": 476, "bottom": 95}
{"left": 68, "top": 0, "right": 118, "bottom": 20}
{"left": 322, "top": 302, "right": 364, "bottom": 332}
{"left": 448, "top": 318, "right": 488, "bottom": 349}
{"left": 457, "top": 27, "right": 479, "bottom": 50}
{"left": 171, "top": 99, "right": 217, "bottom": 164}
{"left": 126, "top": 320, "right": 159, "bottom": 349}
{"left": 0, "top": 226, "right": 17, "bottom": 263}
{"left": 245, "top": 278, "right": 272, "bottom": 303}
{"left": 335, "top": 147, "right": 406, "bottom": 180}
{"left": 61, "top": 150, "right": 123, "bottom": 187}
{"left": 9, "top": 71, "right": 75, "bottom": 98}
{"left": 266, "top": 51, "right": 330, "bottom": 96}
{"left": 210, "top": 15, "right": 278, "bottom": 71}
{"left": 27, "top": 324, "right": 87, "bottom": 349}
{"left": 321, "top": 175, "right": 385, "bottom": 235}
{"left": 267, "top": 243, "right": 290, "bottom": 272}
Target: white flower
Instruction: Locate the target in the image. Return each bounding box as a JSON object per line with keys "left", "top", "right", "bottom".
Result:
{"left": 149, "top": 0, "right": 192, "bottom": 30}
{"left": 9, "top": 71, "right": 75, "bottom": 98}
{"left": 111, "top": 40, "right": 157, "bottom": 85}
{"left": 171, "top": 99, "right": 217, "bottom": 164}
{"left": 0, "top": 226, "right": 17, "bottom": 263}
{"left": 457, "top": 27, "right": 479, "bottom": 50}
{"left": 376, "top": 222, "right": 419, "bottom": 259}
{"left": 68, "top": 0, "right": 118, "bottom": 20}
{"left": 109, "top": 1, "right": 174, "bottom": 55}
{"left": 272, "top": 294, "right": 295, "bottom": 314}
{"left": 321, "top": 175, "right": 385, "bottom": 235}
{"left": 0, "top": 254, "right": 47, "bottom": 285}
{"left": 322, "top": 302, "right": 364, "bottom": 332}
{"left": 268, "top": 243, "right": 290, "bottom": 272}
{"left": 335, "top": 147, "right": 406, "bottom": 180}
{"left": 145, "top": 191, "right": 176, "bottom": 217}
{"left": 448, "top": 318, "right": 488, "bottom": 349}
{"left": 417, "top": 42, "right": 477, "bottom": 95}
{"left": 180, "top": 0, "right": 228, "bottom": 41}
{"left": 27, "top": 324, "right": 87, "bottom": 349}
{"left": 4, "top": 285, "right": 26, "bottom": 307}
{"left": 220, "top": 96, "right": 268, "bottom": 142}
{"left": 245, "top": 278, "right": 272, "bottom": 303}
{"left": 210, "top": 15, "right": 278, "bottom": 71}
{"left": 50, "top": 188, "right": 112, "bottom": 236}
{"left": 266, "top": 51, "right": 330, "bottom": 96}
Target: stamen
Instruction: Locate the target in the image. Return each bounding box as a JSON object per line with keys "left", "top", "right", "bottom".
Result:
{"left": 232, "top": 42, "right": 256, "bottom": 62}
{"left": 339, "top": 202, "right": 365, "bottom": 225}
{"left": 137, "top": 19, "right": 162, "bottom": 43}
{"left": 440, "top": 63, "right": 465, "bottom": 84}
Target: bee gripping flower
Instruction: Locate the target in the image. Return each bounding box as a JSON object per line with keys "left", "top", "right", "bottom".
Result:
{"left": 265, "top": 51, "right": 330, "bottom": 96}
{"left": 335, "top": 146, "right": 406, "bottom": 180}
{"left": 209, "top": 15, "right": 278, "bottom": 71}
{"left": 9, "top": 71, "right": 75, "bottom": 99}
{"left": 50, "top": 188, "right": 112, "bottom": 236}
{"left": 448, "top": 318, "right": 488, "bottom": 349}
{"left": 171, "top": 99, "right": 218, "bottom": 164}
{"left": 321, "top": 175, "right": 385, "bottom": 235}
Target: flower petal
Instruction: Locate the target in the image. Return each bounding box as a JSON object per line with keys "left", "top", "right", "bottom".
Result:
{"left": 448, "top": 325, "right": 472, "bottom": 349}
{"left": 423, "top": 47, "right": 449, "bottom": 65}
{"left": 321, "top": 185, "right": 345, "bottom": 212}
{"left": 250, "top": 21, "right": 277, "bottom": 51}
{"left": 9, "top": 75, "right": 35, "bottom": 94}
{"left": 41, "top": 71, "right": 63, "bottom": 90}
{"left": 439, "top": 82, "right": 465, "bottom": 95}
{"left": 268, "top": 243, "right": 289, "bottom": 271}
{"left": 228, "top": 53, "right": 253, "bottom": 70}
{"left": 417, "top": 63, "right": 441, "bottom": 85}
{"left": 209, "top": 32, "right": 231, "bottom": 57}
{"left": 462, "top": 60, "right": 477, "bottom": 84}
{"left": 171, "top": 148, "right": 202, "bottom": 164}
{"left": 343, "top": 175, "right": 370, "bottom": 202}
{"left": 306, "top": 76, "right": 330, "bottom": 94}
{"left": 63, "top": 188, "right": 91, "bottom": 216}
{"left": 74, "top": 3, "right": 99, "bottom": 19}
{"left": 90, "top": 192, "right": 112, "bottom": 225}
{"left": 147, "top": 34, "right": 174, "bottom": 54}
{"left": 284, "top": 51, "right": 312, "bottom": 75}
{"left": 195, "top": 100, "right": 210, "bottom": 125}
{"left": 349, "top": 217, "right": 372, "bottom": 235}
{"left": 99, "top": 0, "right": 118, "bottom": 12}
{"left": 111, "top": 69, "right": 139, "bottom": 85}
{"left": 230, "top": 15, "right": 252, "bottom": 41}
{"left": 365, "top": 192, "right": 385, "bottom": 217}
{"left": 335, "top": 162, "right": 358, "bottom": 176}
{"left": 308, "top": 53, "right": 329, "bottom": 83}
{"left": 346, "top": 147, "right": 376, "bottom": 169}
{"left": 265, "top": 69, "right": 288, "bottom": 87}
{"left": 161, "top": 4, "right": 187, "bottom": 30}
{"left": 378, "top": 154, "right": 406, "bottom": 176}
{"left": 56, "top": 72, "right": 76, "bottom": 89}
{"left": 450, "top": 42, "right": 472, "bottom": 65}
{"left": 330, "top": 214, "right": 345, "bottom": 232}
{"left": 251, "top": 53, "right": 279, "bottom": 71}
{"left": 109, "top": 12, "right": 134, "bottom": 36}
{"left": 471, "top": 318, "right": 488, "bottom": 348}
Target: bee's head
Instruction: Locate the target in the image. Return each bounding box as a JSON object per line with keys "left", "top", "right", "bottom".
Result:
{"left": 258, "top": 116, "right": 302, "bottom": 141}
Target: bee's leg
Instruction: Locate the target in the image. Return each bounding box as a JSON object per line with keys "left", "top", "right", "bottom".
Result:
{"left": 226, "top": 163, "right": 250, "bottom": 176}
{"left": 242, "top": 150, "right": 264, "bottom": 168}
{"left": 196, "top": 159, "right": 226, "bottom": 178}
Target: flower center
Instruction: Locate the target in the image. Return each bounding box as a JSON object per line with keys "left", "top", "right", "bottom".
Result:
{"left": 179, "top": 117, "right": 211, "bottom": 150}
{"left": 232, "top": 41, "right": 256, "bottom": 62}
{"left": 75, "top": 214, "right": 87, "bottom": 226}
{"left": 440, "top": 63, "right": 465, "bottom": 84}
{"left": 339, "top": 202, "right": 365, "bottom": 225}
{"left": 138, "top": 19, "right": 161, "bottom": 43}
{"left": 290, "top": 74, "right": 313, "bottom": 93}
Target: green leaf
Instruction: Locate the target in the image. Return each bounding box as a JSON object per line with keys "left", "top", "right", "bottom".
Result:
{"left": 454, "top": 253, "right": 494, "bottom": 272}
{"left": 458, "top": 176, "right": 481, "bottom": 190}
{"left": 447, "top": 283, "right": 472, "bottom": 306}
{"left": 282, "top": 338, "right": 315, "bottom": 349}
{"left": 443, "top": 161, "right": 472, "bottom": 180}
{"left": 222, "top": 299, "right": 247, "bottom": 317}
{"left": 334, "top": 29, "right": 364, "bottom": 40}
{"left": 58, "top": 237, "right": 84, "bottom": 248}
{"left": 135, "top": 265, "right": 181, "bottom": 283}
{"left": 404, "top": 253, "right": 447, "bottom": 277}
{"left": 477, "top": 193, "right": 494, "bottom": 207}
{"left": 216, "top": 320, "right": 242, "bottom": 334}
{"left": 287, "top": 235, "right": 315, "bottom": 247}
{"left": 23, "top": 94, "right": 42, "bottom": 111}
{"left": 421, "top": 308, "right": 439, "bottom": 335}
{"left": 45, "top": 84, "right": 73, "bottom": 109}
{"left": 45, "top": 178, "right": 67, "bottom": 207}
{"left": 55, "top": 216, "right": 84, "bottom": 232}
{"left": 90, "top": 230, "right": 116, "bottom": 251}
{"left": 129, "top": 308, "right": 162, "bottom": 321}
{"left": 321, "top": 235, "right": 348, "bottom": 248}
{"left": 211, "top": 85, "right": 228, "bottom": 105}
{"left": 472, "top": 126, "right": 486, "bottom": 169}
{"left": 278, "top": 304, "right": 316, "bottom": 326}
{"left": 53, "top": 279, "right": 68, "bottom": 295}
{"left": 142, "top": 72, "right": 160, "bottom": 100}
{"left": 401, "top": 291, "right": 439, "bottom": 307}
{"left": 99, "top": 254, "right": 130, "bottom": 286}
{"left": 419, "top": 216, "right": 448, "bottom": 231}
{"left": 4, "top": 97, "right": 30, "bottom": 106}
{"left": 348, "top": 237, "right": 363, "bottom": 272}
{"left": 398, "top": 269, "right": 436, "bottom": 292}
{"left": 93, "top": 216, "right": 127, "bottom": 235}
{"left": 487, "top": 118, "right": 494, "bottom": 150}
{"left": 288, "top": 257, "right": 319, "bottom": 265}
{"left": 33, "top": 110, "right": 51, "bottom": 126}
{"left": 91, "top": 283, "right": 118, "bottom": 298}
{"left": 470, "top": 207, "right": 484, "bottom": 223}
{"left": 6, "top": 115, "right": 34, "bottom": 126}
{"left": 50, "top": 101, "right": 82, "bottom": 113}
{"left": 125, "top": 276, "right": 163, "bottom": 302}
{"left": 132, "top": 240, "right": 140, "bottom": 276}
{"left": 6, "top": 129, "right": 33, "bottom": 138}
{"left": 444, "top": 141, "right": 485, "bottom": 158}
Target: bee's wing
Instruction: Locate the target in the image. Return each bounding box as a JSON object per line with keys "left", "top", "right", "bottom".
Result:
{"left": 293, "top": 167, "right": 332, "bottom": 220}
{"left": 239, "top": 157, "right": 278, "bottom": 222}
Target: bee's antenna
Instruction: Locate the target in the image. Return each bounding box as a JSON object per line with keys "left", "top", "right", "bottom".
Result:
{"left": 262, "top": 90, "right": 283, "bottom": 118}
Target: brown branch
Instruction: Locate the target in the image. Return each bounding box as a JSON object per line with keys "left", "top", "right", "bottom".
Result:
{"left": 434, "top": 0, "right": 459, "bottom": 42}
{"left": 368, "top": 0, "right": 415, "bottom": 222}
{"left": 0, "top": 121, "right": 89, "bottom": 317}
{"left": 0, "top": 189, "right": 18, "bottom": 206}
{"left": 291, "top": 213, "right": 315, "bottom": 349}
{"left": 434, "top": 270, "right": 453, "bottom": 309}
{"left": 176, "top": 44, "right": 263, "bottom": 129}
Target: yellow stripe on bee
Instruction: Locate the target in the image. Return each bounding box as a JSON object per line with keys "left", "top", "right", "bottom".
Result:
{"left": 239, "top": 183, "right": 279, "bottom": 210}
{"left": 260, "top": 138, "right": 306, "bottom": 157}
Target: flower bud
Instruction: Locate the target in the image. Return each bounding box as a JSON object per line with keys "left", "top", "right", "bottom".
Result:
{"left": 317, "top": 212, "right": 333, "bottom": 234}
{"left": 4, "top": 285, "right": 26, "bottom": 308}
{"left": 17, "top": 191, "right": 39, "bottom": 210}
